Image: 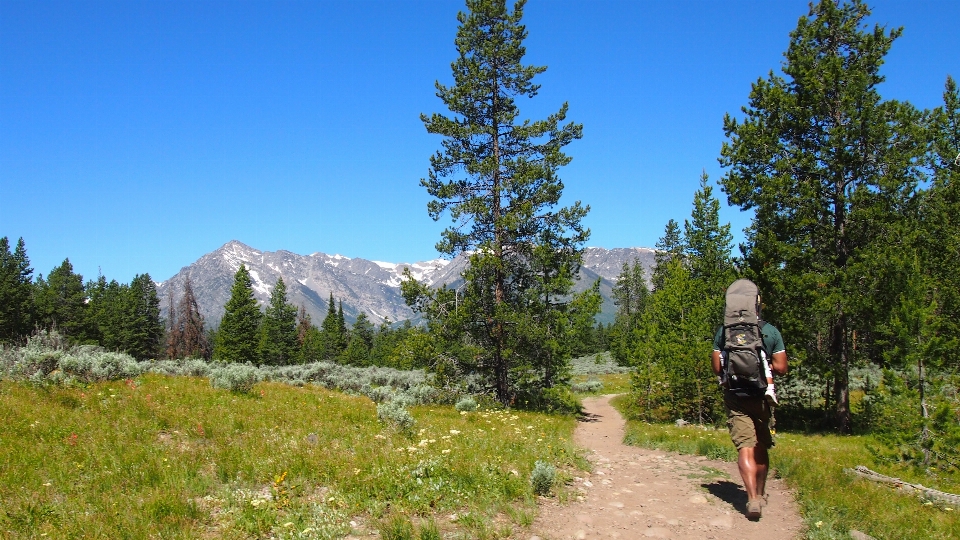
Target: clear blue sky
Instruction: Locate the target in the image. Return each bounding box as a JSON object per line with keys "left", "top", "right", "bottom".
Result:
{"left": 2, "top": 0, "right": 956, "bottom": 284}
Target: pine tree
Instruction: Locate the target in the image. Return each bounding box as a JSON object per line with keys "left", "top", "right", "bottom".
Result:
{"left": 651, "top": 220, "right": 683, "bottom": 292}
{"left": 258, "top": 277, "right": 298, "bottom": 365}
{"left": 610, "top": 259, "right": 649, "bottom": 364}
{"left": 341, "top": 313, "right": 373, "bottom": 366}
{"left": 337, "top": 301, "right": 347, "bottom": 350}
{"left": 408, "top": 0, "right": 591, "bottom": 404}
{"left": 684, "top": 172, "right": 734, "bottom": 293}
{"left": 34, "top": 259, "right": 93, "bottom": 342}
{"left": 214, "top": 264, "right": 262, "bottom": 364}
{"left": 125, "top": 273, "right": 163, "bottom": 360}
{"left": 718, "top": 0, "right": 925, "bottom": 432}
{"left": 85, "top": 275, "right": 123, "bottom": 348}
{"left": 919, "top": 76, "right": 960, "bottom": 367}
{"left": 0, "top": 237, "right": 34, "bottom": 342}
{"left": 319, "top": 292, "right": 342, "bottom": 361}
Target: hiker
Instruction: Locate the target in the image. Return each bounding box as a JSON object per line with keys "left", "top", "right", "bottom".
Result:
{"left": 711, "top": 279, "right": 788, "bottom": 520}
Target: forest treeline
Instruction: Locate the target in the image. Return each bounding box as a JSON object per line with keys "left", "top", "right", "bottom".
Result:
{"left": 0, "top": 241, "right": 607, "bottom": 370}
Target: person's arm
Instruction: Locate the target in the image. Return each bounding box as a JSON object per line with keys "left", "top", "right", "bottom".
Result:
{"left": 711, "top": 326, "right": 724, "bottom": 376}
{"left": 764, "top": 324, "right": 788, "bottom": 376}
{"left": 770, "top": 350, "right": 787, "bottom": 376}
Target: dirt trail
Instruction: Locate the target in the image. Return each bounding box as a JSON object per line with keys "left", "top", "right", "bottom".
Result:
{"left": 526, "top": 395, "right": 805, "bottom": 539}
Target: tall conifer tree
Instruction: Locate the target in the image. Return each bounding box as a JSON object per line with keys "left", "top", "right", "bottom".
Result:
{"left": 406, "top": 0, "right": 591, "bottom": 404}
{"left": 0, "top": 237, "right": 34, "bottom": 342}
{"left": 719, "top": 0, "right": 925, "bottom": 431}
{"left": 258, "top": 277, "right": 298, "bottom": 365}
{"left": 34, "top": 259, "right": 93, "bottom": 342}
{"left": 125, "top": 273, "right": 163, "bottom": 360}
{"left": 214, "top": 264, "right": 262, "bottom": 364}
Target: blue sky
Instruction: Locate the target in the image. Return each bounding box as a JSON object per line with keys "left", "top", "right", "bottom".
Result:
{"left": 2, "top": 0, "right": 957, "bottom": 284}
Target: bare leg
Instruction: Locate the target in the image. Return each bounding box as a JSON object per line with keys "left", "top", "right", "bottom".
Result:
{"left": 737, "top": 447, "right": 760, "bottom": 501}
{"left": 755, "top": 445, "right": 769, "bottom": 499}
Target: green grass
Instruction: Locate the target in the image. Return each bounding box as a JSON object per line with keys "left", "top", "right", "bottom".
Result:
{"left": 0, "top": 374, "right": 584, "bottom": 538}
{"left": 612, "top": 395, "right": 960, "bottom": 539}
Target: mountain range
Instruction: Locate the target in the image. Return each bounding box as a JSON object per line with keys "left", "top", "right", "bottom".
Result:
{"left": 156, "top": 240, "right": 656, "bottom": 327}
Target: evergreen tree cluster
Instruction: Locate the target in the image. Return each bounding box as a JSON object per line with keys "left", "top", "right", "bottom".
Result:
{"left": 614, "top": 175, "right": 734, "bottom": 425}
{"left": 209, "top": 264, "right": 441, "bottom": 370}
{"left": 0, "top": 237, "right": 164, "bottom": 361}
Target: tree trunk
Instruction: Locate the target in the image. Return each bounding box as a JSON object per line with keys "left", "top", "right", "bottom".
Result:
{"left": 832, "top": 318, "right": 852, "bottom": 434}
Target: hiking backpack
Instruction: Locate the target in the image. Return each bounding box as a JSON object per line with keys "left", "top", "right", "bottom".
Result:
{"left": 722, "top": 279, "right": 768, "bottom": 397}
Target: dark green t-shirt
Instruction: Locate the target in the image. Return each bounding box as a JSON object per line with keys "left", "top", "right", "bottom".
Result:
{"left": 713, "top": 322, "right": 786, "bottom": 357}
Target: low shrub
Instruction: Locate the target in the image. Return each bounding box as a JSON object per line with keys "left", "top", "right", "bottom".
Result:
{"left": 209, "top": 363, "right": 262, "bottom": 393}
{"left": 569, "top": 352, "right": 632, "bottom": 376}
{"left": 530, "top": 461, "right": 556, "bottom": 496}
{"left": 455, "top": 396, "right": 478, "bottom": 412}
{"left": 377, "top": 401, "right": 416, "bottom": 431}
{"left": 571, "top": 380, "right": 604, "bottom": 394}
{"left": 1, "top": 330, "right": 141, "bottom": 385}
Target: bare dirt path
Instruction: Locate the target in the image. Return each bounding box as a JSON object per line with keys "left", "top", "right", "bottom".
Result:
{"left": 525, "top": 395, "right": 805, "bottom": 539}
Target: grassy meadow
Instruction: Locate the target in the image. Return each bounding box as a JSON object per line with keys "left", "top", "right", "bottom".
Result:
{"left": 612, "top": 395, "right": 960, "bottom": 539}
{"left": 0, "top": 374, "right": 584, "bottom": 539}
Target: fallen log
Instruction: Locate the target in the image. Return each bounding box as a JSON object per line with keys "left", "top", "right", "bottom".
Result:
{"left": 844, "top": 465, "right": 960, "bottom": 507}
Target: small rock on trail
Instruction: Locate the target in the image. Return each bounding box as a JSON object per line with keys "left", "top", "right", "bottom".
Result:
{"left": 526, "top": 395, "right": 804, "bottom": 539}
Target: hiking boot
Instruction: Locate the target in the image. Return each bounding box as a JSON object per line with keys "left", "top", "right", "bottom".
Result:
{"left": 746, "top": 499, "right": 762, "bottom": 520}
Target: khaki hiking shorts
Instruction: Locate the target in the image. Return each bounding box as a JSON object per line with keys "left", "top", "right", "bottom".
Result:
{"left": 724, "top": 392, "right": 774, "bottom": 450}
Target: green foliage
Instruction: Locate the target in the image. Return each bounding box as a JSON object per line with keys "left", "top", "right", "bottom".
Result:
{"left": 87, "top": 273, "right": 164, "bottom": 361}
{"left": 258, "top": 277, "right": 299, "bottom": 366}
{"left": 0, "top": 236, "right": 34, "bottom": 342}
{"left": 530, "top": 460, "right": 556, "bottom": 496}
{"left": 625, "top": 177, "right": 730, "bottom": 425}
{"left": 339, "top": 312, "right": 375, "bottom": 366}
{"left": 379, "top": 515, "right": 414, "bottom": 540}
{"left": 214, "top": 264, "right": 262, "bottom": 364}
{"left": 319, "top": 293, "right": 345, "bottom": 361}
{"left": 861, "top": 369, "right": 960, "bottom": 473}
{"left": 610, "top": 259, "right": 648, "bottom": 364}
{"left": 514, "top": 385, "right": 582, "bottom": 415}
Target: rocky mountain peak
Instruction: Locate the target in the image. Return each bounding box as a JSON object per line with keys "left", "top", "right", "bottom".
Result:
{"left": 156, "top": 241, "right": 656, "bottom": 328}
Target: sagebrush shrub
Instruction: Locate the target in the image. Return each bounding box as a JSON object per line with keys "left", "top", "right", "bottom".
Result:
{"left": 454, "top": 396, "right": 478, "bottom": 412}
{"left": 530, "top": 460, "right": 556, "bottom": 496}
{"left": 377, "top": 401, "right": 415, "bottom": 431}
{"left": 571, "top": 380, "right": 603, "bottom": 393}
{"left": 209, "top": 363, "right": 262, "bottom": 393}
{"left": 2, "top": 329, "right": 141, "bottom": 385}
{"left": 569, "top": 352, "right": 632, "bottom": 376}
